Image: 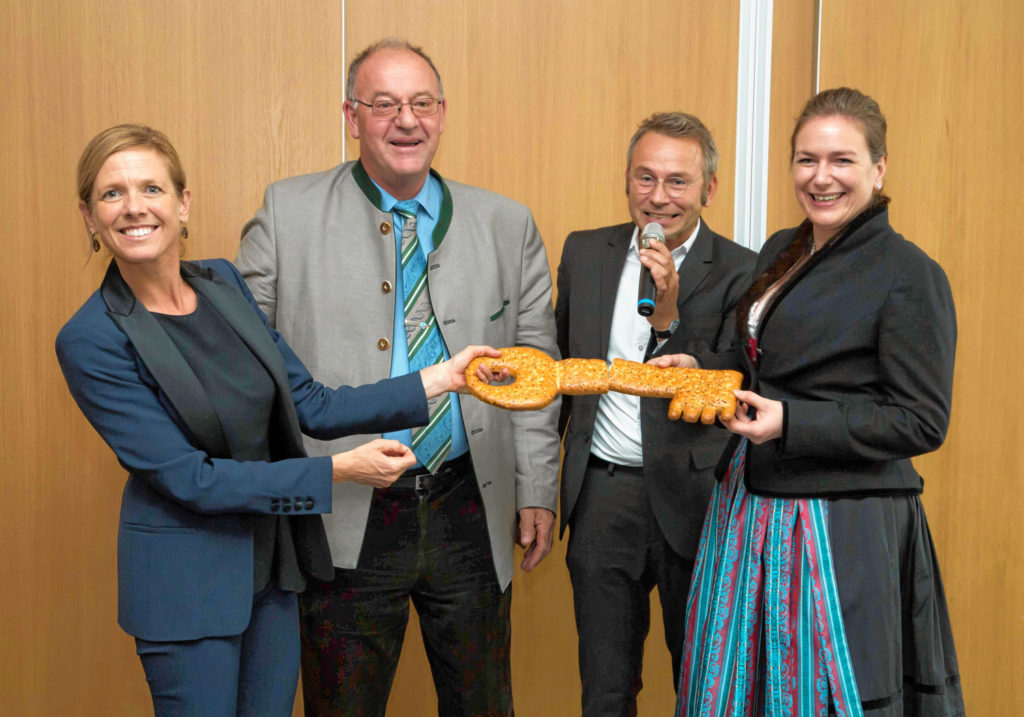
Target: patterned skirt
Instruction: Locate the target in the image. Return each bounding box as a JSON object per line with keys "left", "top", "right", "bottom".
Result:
{"left": 676, "top": 440, "right": 964, "bottom": 717}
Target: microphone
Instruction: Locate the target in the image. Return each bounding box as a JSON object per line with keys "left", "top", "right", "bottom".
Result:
{"left": 637, "top": 222, "right": 664, "bottom": 316}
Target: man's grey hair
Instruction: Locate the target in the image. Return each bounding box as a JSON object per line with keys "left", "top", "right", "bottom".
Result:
{"left": 346, "top": 38, "right": 444, "bottom": 102}
{"left": 625, "top": 112, "right": 719, "bottom": 195}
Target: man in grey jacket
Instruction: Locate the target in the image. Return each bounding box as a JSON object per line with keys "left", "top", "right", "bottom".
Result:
{"left": 236, "top": 38, "right": 560, "bottom": 717}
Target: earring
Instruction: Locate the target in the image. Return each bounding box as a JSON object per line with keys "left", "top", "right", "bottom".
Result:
{"left": 91, "top": 233, "right": 101, "bottom": 252}
{"left": 875, "top": 182, "right": 882, "bottom": 190}
{"left": 180, "top": 222, "right": 189, "bottom": 240}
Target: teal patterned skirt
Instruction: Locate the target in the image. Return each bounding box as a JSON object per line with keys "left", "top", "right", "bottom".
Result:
{"left": 676, "top": 440, "right": 964, "bottom": 717}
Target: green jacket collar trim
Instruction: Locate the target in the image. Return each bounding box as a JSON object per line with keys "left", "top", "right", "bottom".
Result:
{"left": 353, "top": 160, "right": 454, "bottom": 249}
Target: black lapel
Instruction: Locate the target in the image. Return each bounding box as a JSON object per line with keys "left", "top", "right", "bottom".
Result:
{"left": 675, "top": 221, "right": 714, "bottom": 308}
{"left": 599, "top": 225, "right": 633, "bottom": 359}
{"left": 100, "top": 261, "right": 230, "bottom": 458}
{"left": 183, "top": 262, "right": 306, "bottom": 457}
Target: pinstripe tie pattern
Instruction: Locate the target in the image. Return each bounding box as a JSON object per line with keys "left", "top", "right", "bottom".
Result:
{"left": 396, "top": 201, "right": 451, "bottom": 472}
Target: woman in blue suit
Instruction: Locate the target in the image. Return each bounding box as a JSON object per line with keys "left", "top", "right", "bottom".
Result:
{"left": 56, "top": 124, "right": 495, "bottom": 715}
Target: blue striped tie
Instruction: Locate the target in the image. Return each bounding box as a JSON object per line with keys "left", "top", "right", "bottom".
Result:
{"left": 395, "top": 201, "right": 452, "bottom": 472}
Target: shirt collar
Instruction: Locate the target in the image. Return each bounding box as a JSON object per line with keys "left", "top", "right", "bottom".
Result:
{"left": 628, "top": 218, "right": 701, "bottom": 259}
{"left": 371, "top": 174, "right": 441, "bottom": 221}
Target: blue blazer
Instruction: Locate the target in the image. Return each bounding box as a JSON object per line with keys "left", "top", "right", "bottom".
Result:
{"left": 56, "top": 258, "right": 428, "bottom": 642}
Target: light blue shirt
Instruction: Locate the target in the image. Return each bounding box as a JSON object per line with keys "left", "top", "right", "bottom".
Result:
{"left": 371, "top": 175, "right": 468, "bottom": 464}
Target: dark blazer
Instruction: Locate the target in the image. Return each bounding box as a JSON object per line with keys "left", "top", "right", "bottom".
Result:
{"left": 555, "top": 221, "right": 756, "bottom": 559}
{"left": 733, "top": 207, "right": 956, "bottom": 497}
{"left": 55, "top": 259, "right": 427, "bottom": 642}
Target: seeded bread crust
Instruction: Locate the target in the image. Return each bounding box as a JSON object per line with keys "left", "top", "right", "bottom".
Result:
{"left": 464, "top": 346, "right": 558, "bottom": 410}
{"left": 557, "top": 358, "right": 610, "bottom": 395}
{"left": 466, "top": 348, "right": 741, "bottom": 423}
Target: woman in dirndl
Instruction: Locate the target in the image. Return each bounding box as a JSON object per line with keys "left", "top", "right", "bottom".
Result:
{"left": 657, "top": 88, "right": 965, "bottom": 716}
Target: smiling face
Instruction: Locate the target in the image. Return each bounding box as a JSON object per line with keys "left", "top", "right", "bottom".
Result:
{"left": 792, "top": 114, "right": 886, "bottom": 245}
{"left": 79, "top": 148, "right": 190, "bottom": 271}
{"left": 343, "top": 47, "right": 446, "bottom": 200}
{"left": 626, "top": 131, "right": 717, "bottom": 250}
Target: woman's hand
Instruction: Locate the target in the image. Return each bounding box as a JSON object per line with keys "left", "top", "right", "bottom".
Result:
{"left": 331, "top": 439, "right": 416, "bottom": 487}
{"left": 719, "top": 389, "right": 783, "bottom": 444}
{"left": 420, "top": 345, "right": 502, "bottom": 397}
{"left": 646, "top": 353, "right": 698, "bottom": 369}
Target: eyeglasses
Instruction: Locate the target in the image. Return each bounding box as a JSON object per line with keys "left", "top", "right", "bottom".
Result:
{"left": 351, "top": 96, "right": 443, "bottom": 118}
{"left": 629, "top": 173, "right": 694, "bottom": 197}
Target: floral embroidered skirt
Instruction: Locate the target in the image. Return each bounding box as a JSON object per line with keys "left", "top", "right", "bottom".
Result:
{"left": 676, "top": 440, "right": 964, "bottom": 717}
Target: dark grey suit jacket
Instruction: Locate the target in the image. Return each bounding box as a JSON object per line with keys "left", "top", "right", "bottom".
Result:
{"left": 555, "top": 221, "right": 756, "bottom": 559}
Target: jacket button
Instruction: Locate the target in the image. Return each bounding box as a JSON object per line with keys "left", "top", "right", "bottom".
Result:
{"left": 377, "top": 338, "right": 390, "bottom": 351}
{"left": 382, "top": 280, "right": 392, "bottom": 294}
{"left": 305, "top": 499, "right": 315, "bottom": 510}
{"left": 380, "top": 221, "right": 391, "bottom": 235}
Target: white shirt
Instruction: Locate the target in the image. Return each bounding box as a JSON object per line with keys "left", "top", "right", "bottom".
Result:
{"left": 590, "top": 221, "right": 700, "bottom": 466}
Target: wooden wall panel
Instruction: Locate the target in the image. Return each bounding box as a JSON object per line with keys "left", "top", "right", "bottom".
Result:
{"left": 819, "top": 0, "right": 1024, "bottom": 712}
{"left": 345, "top": 1, "right": 740, "bottom": 714}
{"left": 0, "top": 1, "right": 342, "bottom": 713}
{"left": 347, "top": 0, "right": 741, "bottom": 281}
{"left": 767, "top": 0, "right": 818, "bottom": 234}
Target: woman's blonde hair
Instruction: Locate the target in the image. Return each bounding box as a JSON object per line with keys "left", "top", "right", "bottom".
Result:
{"left": 77, "top": 124, "right": 187, "bottom": 207}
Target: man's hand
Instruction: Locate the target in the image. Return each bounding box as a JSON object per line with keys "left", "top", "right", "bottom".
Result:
{"left": 646, "top": 353, "right": 698, "bottom": 369}
{"left": 517, "top": 507, "right": 555, "bottom": 572}
{"left": 638, "top": 238, "right": 679, "bottom": 332}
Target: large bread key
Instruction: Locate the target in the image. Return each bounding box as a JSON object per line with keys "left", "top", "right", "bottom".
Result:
{"left": 464, "top": 347, "right": 742, "bottom": 423}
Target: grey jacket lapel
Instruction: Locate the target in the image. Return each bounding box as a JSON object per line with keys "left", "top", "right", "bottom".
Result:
{"left": 100, "top": 261, "right": 230, "bottom": 458}
{"left": 676, "top": 221, "right": 715, "bottom": 308}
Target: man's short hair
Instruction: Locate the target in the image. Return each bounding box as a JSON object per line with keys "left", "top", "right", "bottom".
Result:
{"left": 346, "top": 38, "right": 444, "bottom": 102}
{"left": 625, "top": 113, "right": 719, "bottom": 191}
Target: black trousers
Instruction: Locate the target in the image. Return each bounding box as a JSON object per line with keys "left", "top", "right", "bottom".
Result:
{"left": 567, "top": 458, "right": 694, "bottom": 717}
{"left": 298, "top": 460, "right": 513, "bottom": 717}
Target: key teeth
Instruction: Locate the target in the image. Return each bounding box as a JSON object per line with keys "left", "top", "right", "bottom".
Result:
{"left": 668, "top": 393, "right": 686, "bottom": 421}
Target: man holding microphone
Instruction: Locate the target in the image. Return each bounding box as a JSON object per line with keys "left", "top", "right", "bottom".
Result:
{"left": 554, "top": 112, "right": 756, "bottom": 715}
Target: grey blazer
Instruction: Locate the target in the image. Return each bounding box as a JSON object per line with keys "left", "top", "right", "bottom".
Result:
{"left": 236, "top": 161, "right": 560, "bottom": 588}
{"left": 555, "top": 221, "right": 755, "bottom": 559}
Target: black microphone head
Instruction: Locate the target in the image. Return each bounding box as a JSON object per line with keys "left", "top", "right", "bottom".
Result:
{"left": 641, "top": 222, "right": 665, "bottom": 248}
